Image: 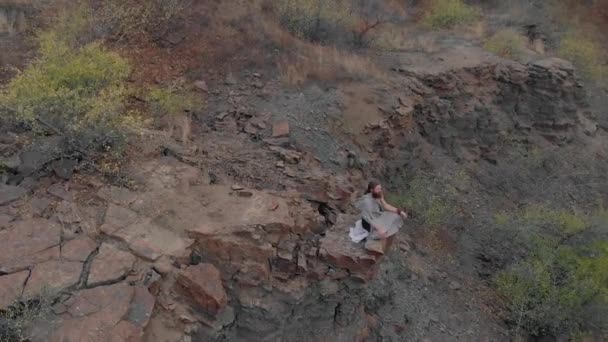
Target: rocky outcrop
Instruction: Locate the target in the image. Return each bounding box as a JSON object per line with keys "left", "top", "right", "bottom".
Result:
{"left": 372, "top": 58, "right": 596, "bottom": 164}
{"left": 0, "top": 156, "right": 388, "bottom": 342}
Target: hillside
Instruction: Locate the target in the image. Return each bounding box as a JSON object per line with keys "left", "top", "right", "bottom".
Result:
{"left": 1, "top": 0, "right": 607, "bottom": 341}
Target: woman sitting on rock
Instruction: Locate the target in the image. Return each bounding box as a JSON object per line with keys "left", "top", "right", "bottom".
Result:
{"left": 356, "top": 180, "right": 408, "bottom": 240}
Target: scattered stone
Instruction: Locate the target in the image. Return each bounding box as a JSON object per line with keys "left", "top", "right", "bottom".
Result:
{"left": 62, "top": 237, "right": 98, "bottom": 262}
{"left": 97, "top": 186, "right": 137, "bottom": 206}
{"left": 263, "top": 137, "right": 290, "bottom": 147}
{"left": 272, "top": 121, "right": 290, "bottom": 138}
{"left": 225, "top": 73, "right": 237, "bottom": 85}
{"left": 129, "top": 238, "right": 163, "bottom": 261}
{"left": 449, "top": 281, "right": 462, "bottom": 291}
{"left": 47, "top": 183, "right": 73, "bottom": 202}
{"left": 244, "top": 122, "right": 258, "bottom": 135}
{"left": 0, "top": 184, "right": 27, "bottom": 205}
{"left": 87, "top": 243, "right": 136, "bottom": 286}
{"left": 268, "top": 146, "right": 301, "bottom": 164}
{"left": 24, "top": 260, "right": 82, "bottom": 296}
{"left": 176, "top": 263, "right": 227, "bottom": 315}
{"left": 30, "top": 197, "right": 52, "bottom": 217}
{"left": 0, "top": 271, "right": 29, "bottom": 308}
{"left": 52, "top": 158, "right": 78, "bottom": 180}
{"left": 237, "top": 191, "right": 254, "bottom": 198}
{"left": 153, "top": 256, "right": 175, "bottom": 275}
{"left": 284, "top": 168, "right": 296, "bottom": 178}
{"left": 0, "top": 213, "right": 14, "bottom": 228}
{"left": 231, "top": 184, "right": 244, "bottom": 191}
{"left": 276, "top": 161, "right": 285, "bottom": 168}
{"left": 125, "top": 286, "right": 156, "bottom": 329}
{"left": 194, "top": 80, "right": 209, "bottom": 92}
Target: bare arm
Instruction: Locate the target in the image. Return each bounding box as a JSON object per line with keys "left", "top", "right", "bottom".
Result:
{"left": 381, "top": 197, "right": 408, "bottom": 218}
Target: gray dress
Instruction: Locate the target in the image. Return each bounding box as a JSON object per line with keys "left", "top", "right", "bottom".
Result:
{"left": 355, "top": 193, "right": 403, "bottom": 240}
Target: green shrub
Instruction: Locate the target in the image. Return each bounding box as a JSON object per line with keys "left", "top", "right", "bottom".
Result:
{"left": 484, "top": 29, "right": 526, "bottom": 60}
{"left": 388, "top": 175, "right": 454, "bottom": 226}
{"left": 147, "top": 86, "right": 203, "bottom": 118}
{"left": 0, "top": 6, "right": 138, "bottom": 152}
{"left": 423, "top": 0, "right": 479, "bottom": 29}
{"left": 497, "top": 238, "right": 608, "bottom": 337}
{"left": 521, "top": 205, "right": 589, "bottom": 236}
{"left": 96, "top": 0, "right": 185, "bottom": 41}
{"left": 559, "top": 33, "right": 607, "bottom": 85}
{"left": 272, "top": 0, "right": 356, "bottom": 42}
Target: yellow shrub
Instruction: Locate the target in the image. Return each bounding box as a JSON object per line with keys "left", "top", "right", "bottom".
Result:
{"left": 147, "top": 86, "right": 203, "bottom": 118}
{"left": 1, "top": 5, "right": 139, "bottom": 151}
{"left": 559, "top": 33, "right": 607, "bottom": 85}
{"left": 484, "top": 29, "right": 526, "bottom": 60}
{"left": 423, "top": 0, "right": 479, "bottom": 29}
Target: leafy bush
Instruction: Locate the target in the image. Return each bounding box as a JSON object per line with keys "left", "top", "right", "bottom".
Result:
{"left": 388, "top": 174, "right": 454, "bottom": 226}
{"left": 497, "top": 238, "right": 608, "bottom": 337}
{"left": 147, "top": 86, "right": 203, "bottom": 118}
{"left": 484, "top": 29, "right": 526, "bottom": 60}
{"left": 96, "top": 0, "right": 185, "bottom": 41}
{"left": 272, "top": 0, "right": 356, "bottom": 42}
{"left": 0, "top": 7, "right": 138, "bottom": 152}
{"left": 559, "top": 33, "right": 607, "bottom": 85}
{"left": 423, "top": 0, "right": 479, "bottom": 29}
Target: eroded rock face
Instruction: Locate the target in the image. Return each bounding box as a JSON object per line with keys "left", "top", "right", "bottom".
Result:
{"left": 373, "top": 58, "right": 594, "bottom": 164}
{"left": 182, "top": 191, "right": 385, "bottom": 341}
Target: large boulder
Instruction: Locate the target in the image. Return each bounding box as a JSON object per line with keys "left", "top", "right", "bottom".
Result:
{"left": 176, "top": 263, "right": 228, "bottom": 316}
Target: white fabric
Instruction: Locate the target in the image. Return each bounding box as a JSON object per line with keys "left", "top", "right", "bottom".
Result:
{"left": 349, "top": 220, "right": 369, "bottom": 243}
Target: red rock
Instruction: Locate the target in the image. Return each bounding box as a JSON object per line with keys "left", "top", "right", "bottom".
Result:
{"left": 124, "top": 286, "right": 155, "bottom": 329}
{"left": 0, "top": 184, "right": 27, "bottom": 205}
{"left": 235, "top": 261, "right": 270, "bottom": 286}
{"left": 50, "top": 283, "right": 135, "bottom": 342}
{"left": 100, "top": 204, "right": 139, "bottom": 234}
{"left": 0, "top": 271, "right": 29, "bottom": 308}
{"left": 176, "top": 263, "right": 227, "bottom": 315}
{"left": 87, "top": 244, "right": 136, "bottom": 286}
{"left": 319, "top": 215, "right": 381, "bottom": 276}
{"left": 24, "top": 260, "right": 82, "bottom": 297}
{"left": 0, "top": 213, "right": 13, "bottom": 228}
{"left": 272, "top": 121, "right": 290, "bottom": 138}
{"left": 0, "top": 219, "right": 61, "bottom": 273}
{"left": 62, "top": 237, "right": 98, "bottom": 262}
{"left": 97, "top": 186, "right": 137, "bottom": 206}
{"left": 47, "top": 183, "right": 73, "bottom": 202}
{"left": 128, "top": 238, "right": 162, "bottom": 261}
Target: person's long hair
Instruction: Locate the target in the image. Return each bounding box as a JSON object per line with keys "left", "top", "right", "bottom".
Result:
{"left": 365, "top": 180, "right": 380, "bottom": 194}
